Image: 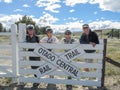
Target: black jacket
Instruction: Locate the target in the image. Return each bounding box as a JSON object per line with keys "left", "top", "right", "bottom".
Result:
{"left": 79, "top": 31, "right": 99, "bottom": 53}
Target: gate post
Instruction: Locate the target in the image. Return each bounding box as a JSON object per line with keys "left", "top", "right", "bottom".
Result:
{"left": 17, "top": 23, "right": 26, "bottom": 86}
{"left": 18, "top": 23, "right": 26, "bottom": 43}
{"left": 11, "top": 24, "right": 18, "bottom": 78}
{"left": 101, "top": 39, "right": 107, "bottom": 88}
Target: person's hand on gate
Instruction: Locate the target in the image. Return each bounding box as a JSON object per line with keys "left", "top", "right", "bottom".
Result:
{"left": 90, "top": 42, "right": 96, "bottom": 47}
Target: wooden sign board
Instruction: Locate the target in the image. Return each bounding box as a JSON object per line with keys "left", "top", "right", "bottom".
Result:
{"left": 36, "top": 63, "right": 56, "bottom": 77}
{"left": 60, "top": 46, "right": 85, "bottom": 61}
{"left": 34, "top": 44, "right": 85, "bottom": 79}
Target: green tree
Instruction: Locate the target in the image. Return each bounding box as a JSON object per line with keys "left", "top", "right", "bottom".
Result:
{"left": 39, "top": 27, "right": 46, "bottom": 34}
{"left": 0, "top": 23, "right": 3, "bottom": 32}
{"left": 15, "top": 15, "right": 40, "bottom": 34}
{"left": 15, "top": 15, "right": 35, "bottom": 26}
{"left": 15, "top": 15, "right": 51, "bottom": 35}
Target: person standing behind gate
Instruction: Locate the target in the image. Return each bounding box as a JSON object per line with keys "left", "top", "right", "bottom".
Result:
{"left": 40, "top": 27, "right": 59, "bottom": 89}
{"left": 79, "top": 24, "right": 99, "bottom": 72}
{"left": 26, "top": 24, "right": 40, "bottom": 89}
{"left": 61, "top": 30, "right": 76, "bottom": 90}
{"left": 40, "top": 28, "right": 59, "bottom": 44}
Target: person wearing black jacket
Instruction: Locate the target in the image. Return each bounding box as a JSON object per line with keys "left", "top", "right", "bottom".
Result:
{"left": 80, "top": 24, "right": 99, "bottom": 46}
{"left": 79, "top": 24, "right": 99, "bottom": 71}
{"left": 26, "top": 24, "right": 40, "bottom": 89}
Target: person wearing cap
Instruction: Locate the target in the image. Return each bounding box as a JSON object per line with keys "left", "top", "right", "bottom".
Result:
{"left": 62, "top": 30, "right": 75, "bottom": 44}
{"left": 80, "top": 24, "right": 99, "bottom": 47}
{"left": 40, "top": 27, "right": 58, "bottom": 89}
{"left": 40, "top": 28, "right": 59, "bottom": 43}
{"left": 26, "top": 24, "right": 40, "bottom": 89}
{"left": 61, "top": 30, "right": 76, "bottom": 90}
{"left": 79, "top": 24, "right": 99, "bottom": 72}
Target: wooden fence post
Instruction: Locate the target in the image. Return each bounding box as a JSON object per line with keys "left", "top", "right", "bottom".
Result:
{"left": 18, "top": 23, "right": 26, "bottom": 43}
{"left": 17, "top": 23, "right": 26, "bottom": 87}
{"left": 101, "top": 39, "right": 107, "bottom": 88}
{"left": 11, "top": 24, "right": 18, "bottom": 78}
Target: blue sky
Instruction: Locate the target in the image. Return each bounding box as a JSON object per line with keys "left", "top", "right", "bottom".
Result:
{"left": 0, "top": 0, "right": 120, "bottom": 32}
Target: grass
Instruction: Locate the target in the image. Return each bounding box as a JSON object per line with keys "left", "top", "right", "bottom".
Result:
{"left": 105, "top": 38, "right": 120, "bottom": 76}
{"left": 0, "top": 36, "right": 10, "bottom": 42}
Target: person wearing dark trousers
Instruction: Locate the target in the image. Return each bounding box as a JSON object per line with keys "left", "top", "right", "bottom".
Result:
{"left": 79, "top": 24, "right": 99, "bottom": 72}
{"left": 61, "top": 30, "right": 76, "bottom": 90}
{"left": 26, "top": 24, "right": 40, "bottom": 89}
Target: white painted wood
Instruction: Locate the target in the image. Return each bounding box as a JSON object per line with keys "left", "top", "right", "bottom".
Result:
{"left": 0, "top": 32, "right": 11, "bottom": 36}
{"left": 99, "top": 39, "right": 103, "bottom": 44}
{"left": 0, "top": 66, "right": 13, "bottom": 76}
{"left": 0, "top": 45, "right": 11, "bottom": 48}
{"left": 11, "top": 24, "right": 18, "bottom": 77}
{"left": 0, "top": 56, "right": 12, "bottom": 60}
{"left": 0, "top": 74, "right": 15, "bottom": 77}
{"left": 0, "top": 31, "right": 14, "bottom": 78}
{"left": 19, "top": 68, "right": 102, "bottom": 78}
{"left": 19, "top": 61, "right": 46, "bottom": 66}
{"left": 19, "top": 61, "right": 102, "bottom": 69}
{"left": 18, "top": 23, "right": 26, "bottom": 43}
{"left": 18, "top": 23, "right": 27, "bottom": 84}
{"left": 0, "top": 66, "right": 12, "bottom": 69}
{"left": 19, "top": 51, "right": 103, "bottom": 59}
{"left": 19, "top": 43, "right": 104, "bottom": 50}
{"left": 72, "top": 62, "right": 103, "bottom": 68}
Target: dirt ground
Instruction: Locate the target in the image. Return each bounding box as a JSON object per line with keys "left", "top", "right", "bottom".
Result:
{"left": 0, "top": 83, "right": 120, "bottom": 90}
{"left": 0, "top": 75, "right": 120, "bottom": 90}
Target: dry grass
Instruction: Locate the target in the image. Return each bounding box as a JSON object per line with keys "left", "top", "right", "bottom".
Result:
{"left": 106, "top": 39, "right": 120, "bottom": 76}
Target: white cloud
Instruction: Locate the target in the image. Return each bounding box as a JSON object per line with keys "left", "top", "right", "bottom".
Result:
{"left": 23, "top": 4, "right": 30, "bottom": 8}
{"left": 0, "top": 14, "right": 120, "bottom": 32}
{"left": 68, "top": 17, "right": 78, "bottom": 21}
{"left": 0, "top": 12, "right": 59, "bottom": 28}
{"left": 0, "top": 14, "right": 23, "bottom": 28}
{"left": 66, "top": 21, "right": 83, "bottom": 29}
{"left": 45, "top": 4, "right": 61, "bottom": 13}
{"left": 64, "top": 0, "right": 120, "bottom": 12}
{"left": 89, "top": 20, "right": 120, "bottom": 30}
{"left": 101, "top": 17, "right": 105, "bottom": 20}
{"left": 52, "top": 20, "right": 120, "bottom": 33}
{"left": 64, "top": 0, "right": 88, "bottom": 7}
{"left": 50, "top": 21, "right": 84, "bottom": 33}
{"left": 90, "top": 0, "right": 120, "bottom": 12}
{"left": 1, "top": 0, "right": 12, "bottom": 3}
{"left": 69, "top": 9, "right": 75, "bottom": 13}
{"left": 36, "top": 0, "right": 61, "bottom": 13}
{"left": 38, "top": 12, "right": 59, "bottom": 26}
{"left": 14, "top": 9, "right": 23, "bottom": 12}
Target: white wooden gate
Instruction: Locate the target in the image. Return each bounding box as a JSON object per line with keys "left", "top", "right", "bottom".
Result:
{"left": 18, "top": 24, "right": 104, "bottom": 87}
{"left": 0, "top": 25, "right": 18, "bottom": 78}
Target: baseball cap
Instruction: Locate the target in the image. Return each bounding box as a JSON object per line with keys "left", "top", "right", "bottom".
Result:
{"left": 27, "top": 24, "right": 34, "bottom": 30}
{"left": 82, "top": 24, "right": 89, "bottom": 28}
{"left": 64, "top": 30, "right": 71, "bottom": 35}
{"left": 46, "top": 28, "right": 53, "bottom": 33}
